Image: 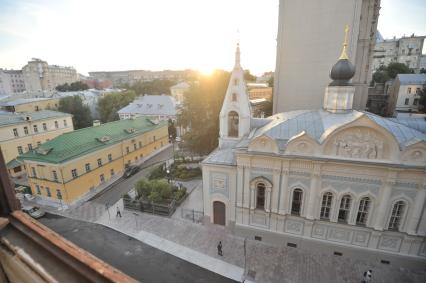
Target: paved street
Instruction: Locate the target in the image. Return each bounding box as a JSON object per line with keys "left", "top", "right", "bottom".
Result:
{"left": 39, "top": 213, "right": 235, "bottom": 283}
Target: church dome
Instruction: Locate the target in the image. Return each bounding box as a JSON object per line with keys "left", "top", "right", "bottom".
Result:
{"left": 329, "top": 58, "right": 356, "bottom": 86}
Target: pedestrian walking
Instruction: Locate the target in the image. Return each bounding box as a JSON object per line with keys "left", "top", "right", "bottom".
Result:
{"left": 116, "top": 206, "right": 122, "bottom": 218}
{"left": 217, "top": 241, "right": 223, "bottom": 256}
{"left": 362, "top": 269, "right": 372, "bottom": 283}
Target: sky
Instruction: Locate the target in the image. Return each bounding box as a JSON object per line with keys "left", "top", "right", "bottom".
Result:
{"left": 0, "top": 0, "right": 425, "bottom": 76}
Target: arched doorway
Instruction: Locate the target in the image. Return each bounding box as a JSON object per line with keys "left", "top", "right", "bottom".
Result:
{"left": 213, "top": 201, "right": 226, "bottom": 225}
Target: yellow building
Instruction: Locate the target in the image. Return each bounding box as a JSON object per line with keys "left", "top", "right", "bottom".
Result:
{"left": 247, "top": 83, "right": 273, "bottom": 101}
{"left": 0, "top": 110, "right": 73, "bottom": 177}
{"left": 0, "top": 97, "right": 60, "bottom": 112}
{"left": 19, "top": 117, "right": 169, "bottom": 204}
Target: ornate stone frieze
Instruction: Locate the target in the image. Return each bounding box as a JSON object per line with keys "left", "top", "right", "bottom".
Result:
{"left": 321, "top": 174, "right": 381, "bottom": 185}
{"left": 378, "top": 235, "right": 402, "bottom": 252}
{"left": 284, "top": 219, "right": 304, "bottom": 235}
{"left": 390, "top": 189, "right": 416, "bottom": 200}
{"left": 289, "top": 170, "right": 311, "bottom": 178}
{"left": 393, "top": 181, "right": 420, "bottom": 189}
{"left": 210, "top": 172, "right": 229, "bottom": 198}
{"left": 333, "top": 129, "right": 384, "bottom": 159}
{"left": 327, "top": 227, "right": 352, "bottom": 243}
{"left": 288, "top": 177, "right": 310, "bottom": 189}
{"left": 352, "top": 231, "right": 370, "bottom": 247}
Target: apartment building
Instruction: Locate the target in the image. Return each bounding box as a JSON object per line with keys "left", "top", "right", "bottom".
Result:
{"left": 0, "top": 110, "right": 73, "bottom": 177}
{"left": 388, "top": 74, "right": 426, "bottom": 113}
{"left": 0, "top": 69, "right": 26, "bottom": 95}
{"left": 19, "top": 117, "right": 168, "bottom": 204}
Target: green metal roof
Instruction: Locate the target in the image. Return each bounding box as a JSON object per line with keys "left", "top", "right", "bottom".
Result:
{"left": 19, "top": 118, "right": 166, "bottom": 164}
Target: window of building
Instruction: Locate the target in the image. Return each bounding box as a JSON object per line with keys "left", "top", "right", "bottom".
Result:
{"left": 338, "top": 195, "right": 352, "bottom": 223}
{"left": 33, "top": 125, "right": 38, "bottom": 133}
{"left": 100, "top": 174, "right": 105, "bottom": 183}
{"left": 404, "top": 98, "right": 409, "bottom": 105}
{"left": 85, "top": 163, "right": 91, "bottom": 172}
{"left": 153, "top": 136, "right": 156, "bottom": 141}
{"left": 43, "top": 123, "right": 47, "bottom": 130}
{"left": 139, "top": 141, "right": 142, "bottom": 148}
{"left": 256, "top": 183, "right": 265, "bottom": 209}
{"left": 320, "top": 192, "right": 333, "bottom": 220}
{"left": 413, "top": 98, "right": 419, "bottom": 105}
{"left": 126, "top": 146, "right": 130, "bottom": 154}
{"left": 234, "top": 78, "right": 238, "bottom": 85}
{"left": 55, "top": 121, "right": 59, "bottom": 128}
{"left": 56, "top": 189, "right": 62, "bottom": 200}
{"left": 71, "top": 169, "right": 78, "bottom": 178}
{"left": 108, "top": 154, "right": 112, "bottom": 162}
{"left": 407, "top": 87, "right": 411, "bottom": 94}
{"left": 97, "top": 158, "right": 102, "bottom": 167}
{"left": 356, "top": 197, "right": 371, "bottom": 226}
{"left": 228, "top": 111, "right": 239, "bottom": 137}
{"left": 46, "top": 187, "right": 51, "bottom": 197}
{"left": 28, "top": 144, "right": 33, "bottom": 150}
{"left": 291, "top": 189, "right": 303, "bottom": 216}
{"left": 37, "top": 141, "right": 41, "bottom": 146}
{"left": 111, "top": 169, "right": 115, "bottom": 176}
{"left": 52, "top": 170, "right": 58, "bottom": 182}
{"left": 388, "top": 201, "right": 405, "bottom": 231}
{"left": 134, "top": 143, "right": 137, "bottom": 150}
{"left": 36, "top": 184, "right": 41, "bottom": 194}
{"left": 416, "top": 88, "right": 421, "bottom": 94}
{"left": 17, "top": 146, "right": 23, "bottom": 155}
{"left": 13, "top": 128, "right": 18, "bottom": 137}
{"left": 24, "top": 126, "right": 29, "bottom": 135}
{"left": 63, "top": 119, "right": 67, "bottom": 127}
{"left": 232, "top": 93, "right": 237, "bottom": 102}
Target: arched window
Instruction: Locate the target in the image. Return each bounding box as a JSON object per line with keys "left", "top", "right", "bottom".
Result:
{"left": 256, "top": 183, "right": 265, "bottom": 209}
{"left": 228, "top": 111, "right": 239, "bottom": 137}
{"left": 234, "top": 78, "right": 238, "bottom": 86}
{"left": 291, "top": 189, "right": 303, "bottom": 216}
{"left": 338, "top": 195, "right": 352, "bottom": 223}
{"left": 388, "top": 201, "right": 406, "bottom": 231}
{"left": 232, "top": 93, "right": 237, "bottom": 102}
{"left": 356, "top": 197, "right": 371, "bottom": 226}
{"left": 320, "top": 192, "right": 333, "bottom": 220}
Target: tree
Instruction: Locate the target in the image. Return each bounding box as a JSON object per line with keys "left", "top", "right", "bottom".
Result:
{"left": 97, "top": 90, "right": 136, "bottom": 122}
{"left": 168, "top": 119, "right": 177, "bottom": 141}
{"left": 244, "top": 70, "right": 256, "bottom": 82}
{"left": 56, "top": 81, "right": 89, "bottom": 92}
{"left": 58, "top": 96, "right": 92, "bottom": 129}
{"left": 420, "top": 68, "right": 426, "bottom": 74}
{"left": 178, "top": 70, "right": 230, "bottom": 155}
{"left": 268, "top": 76, "right": 274, "bottom": 87}
{"left": 372, "top": 63, "right": 412, "bottom": 85}
{"left": 123, "top": 79, "right": 176, "bottom": 95}
{"left": 418, "top": 84, "right": 426, "bottom": 113}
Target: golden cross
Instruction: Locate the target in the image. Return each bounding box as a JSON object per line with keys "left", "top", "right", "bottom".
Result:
{"left": 339, "top": 25, "right": 350, "bottom": 60}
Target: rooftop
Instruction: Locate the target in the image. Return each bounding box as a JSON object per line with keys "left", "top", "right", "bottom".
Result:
{"left": 19, "top": 117, "right": 166, "bottom": 164}
{"left": 118, "top": 95, "right": 177, "bottom": 116}
{"left": 397, "top": 74, "right": 426, "bottom": 85}
{"left": 0, "top": 110, "right": 71, "bottom": 127}
{"left": 170, "top": 82, "right": 190, "bottom": 89}
{"left": 0, "top": 97, "right": 57, "bottom": 107}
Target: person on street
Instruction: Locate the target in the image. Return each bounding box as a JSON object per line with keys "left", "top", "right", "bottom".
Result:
{"left": 116, "top": 206, "right": 122, "bottom": 218}
{"left": 217, "top": 241, "right": 223, "bottom": 256}
{"left": 362, "top": 269, "right": 372, "bottom": 283}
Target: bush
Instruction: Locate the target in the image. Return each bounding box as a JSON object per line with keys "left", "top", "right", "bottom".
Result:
{"left": 174, "top": 187, "right": 187, "bottom": 201}
{"left": 149, "top": 163, "right": 167, "bottom": 180}
{"left": 135, "top": 177, "right": 174, "bottom": 203}
{"left": 122, "top": 193, "right": 131, "bottom": 200}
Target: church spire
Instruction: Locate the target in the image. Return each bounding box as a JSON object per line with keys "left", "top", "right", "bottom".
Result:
{"left": 339, "top": 25, "right": 350, "bottom": 60}
{"left": 234, "top": 43, "right": 241, "bottom": 69}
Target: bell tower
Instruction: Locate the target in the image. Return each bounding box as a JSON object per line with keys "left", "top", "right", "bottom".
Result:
{"left": 219, "top": 43, "right": 252, "bottom": 149}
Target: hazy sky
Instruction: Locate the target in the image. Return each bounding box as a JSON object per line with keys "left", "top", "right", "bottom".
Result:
{"left": 0, "top": 0, "right": 425, "bottom": 76}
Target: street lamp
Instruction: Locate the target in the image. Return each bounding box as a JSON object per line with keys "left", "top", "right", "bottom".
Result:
{"left": 166, "top": 169, "right": 171, "bottom": 184}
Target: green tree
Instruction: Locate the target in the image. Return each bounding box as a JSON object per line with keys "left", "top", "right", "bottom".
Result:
{"left": 97, "top": 90, "right": 136, "bottom": 122}
{"left": 178, "top": 70, "right": 230, "bottom": 155}
{"left": 418, "top": 84, "right": 426, "bottom": 113}
{"left": 56, "top": 81, "right": 89, "bottom": 92}
{"left": 372, "top": 63, "right": 412, "bottom": 85}
{"left": 168, "top": 119, "right": 177, "bottom": 141}
{"left": 268, "top": 76, "right": 274, "bottom": 87}
{"left": 123, "top": 79, "right": 176, "bottom": 95}
{"left": 58, "top": 96, "right": 92, "bottom": 129}
{"left": 244, "top": 70, "right": 256, "bottom": 82}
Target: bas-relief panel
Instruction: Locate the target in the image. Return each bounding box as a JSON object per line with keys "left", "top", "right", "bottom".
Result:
{"left": 378, "top": 235, "right": 403, "bottom": 252}
{"left": 284, "top": 219, "right": 304, "bottom": 235}
{"left": 312, "top": 224, "right": 370, "bottom": 247}
{"left": 250, "top": 211, "right": 269, "bottom": 228}
{"left": 327, "top": 227, "right": 352, "bottom": 244}
{"left": 210, "top": 172, "right": 229, "bottom": 198}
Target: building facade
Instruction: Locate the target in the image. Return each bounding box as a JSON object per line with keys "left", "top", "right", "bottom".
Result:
{"left": 0, "top": 97, "right": 60, "bottom": 113}
{"left": 22, "top": 58, "right": 78, "bottom": 92}
{"left": 170, "top": 82, "right": 190, "bottom": 104}
{"left": 0, "top": 111, "right": 73, "bottom": 177}
{"left": 19, "top": 118, "right": 168, "bottom": 204}
{"left": 372, "top": 35, "right": 425, "bottom": 73}
{"left": 0, "top": 69, "right": 26, "bottom": 95}
{"left": 202, "top": 44, "right": 426, "bottom": 259}
{"left": 118, "top": 95, "right": 177, "bottom": 121}
{"left": 273, "top": 0, "right": 380, "bottom": 113}
{"left": 388, "top": 74, "right": 426, "bottom": 114}
{"left": 247, "top": 83, "right": 273, "bottom": 101}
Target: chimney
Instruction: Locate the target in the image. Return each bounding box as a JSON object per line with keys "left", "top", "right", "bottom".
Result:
{"left": 93, "top": 120, "right": 101, "bottom": 126}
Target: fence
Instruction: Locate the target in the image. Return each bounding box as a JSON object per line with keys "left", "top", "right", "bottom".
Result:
{"left": 181, "top": 208, "right": 204, "bottom": 223}
{"left": 123, "top": 198, "right": 177, "bottom": 217}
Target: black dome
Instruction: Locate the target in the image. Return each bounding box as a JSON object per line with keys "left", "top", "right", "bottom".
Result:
{"left": 329, "top": 58, "right": 356, "bottom": 86}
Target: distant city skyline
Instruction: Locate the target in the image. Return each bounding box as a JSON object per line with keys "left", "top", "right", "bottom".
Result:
{"left": 0, "top": 0, "right": 425, "bottom": 76}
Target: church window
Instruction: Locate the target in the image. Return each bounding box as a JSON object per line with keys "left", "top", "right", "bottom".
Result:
{"left": 291, "top": 189, "right": 303, "bottom": 216}
{"left": 320, "top": 192, "right": 333, "bottom": 220}
{"left": 234, "top": 78, "right": 238, "bottom": 86}
{"left": 228, "top": 111, "right": 239, "bottom": 137}
{"left": 232, "top": 93, "right": 237, "bottom": 102}
{"left": 356, "top": 197, "right": 371, "bottom": 226}
{"left": 256, "top": 183, "right": 265, "bottom": 209}
{"left": 388, "top": 201, "right": 405, "bottom": 231}
{"left": 338, "top": 195, "right": 352, "bottom": 223}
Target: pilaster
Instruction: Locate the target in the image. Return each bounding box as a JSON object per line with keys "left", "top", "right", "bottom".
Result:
{"left": 306, "top": 163, "right": 321, "bottom": 220}
{"left": 271, "top": 169, "right": 281, "bottom": 213}
{"left": 406, "top": 179, "right": 426, "bottom": 235}
{"left": 236, "top": 166, "right": 244, "bottom": 207}
{"left": 373, "top": 171, "right": 397, "bottom": 231}
{"left": 279, "top": 167, "right": 289, "bottom": 215}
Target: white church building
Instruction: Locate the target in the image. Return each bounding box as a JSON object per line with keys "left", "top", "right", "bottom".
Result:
{"left": 201, "top": 42, "right": 426, "bottom": 258}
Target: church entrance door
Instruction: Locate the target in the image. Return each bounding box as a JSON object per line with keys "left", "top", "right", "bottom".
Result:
{"left": 213, "top": 201, "right": 226, "bottom": 226}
